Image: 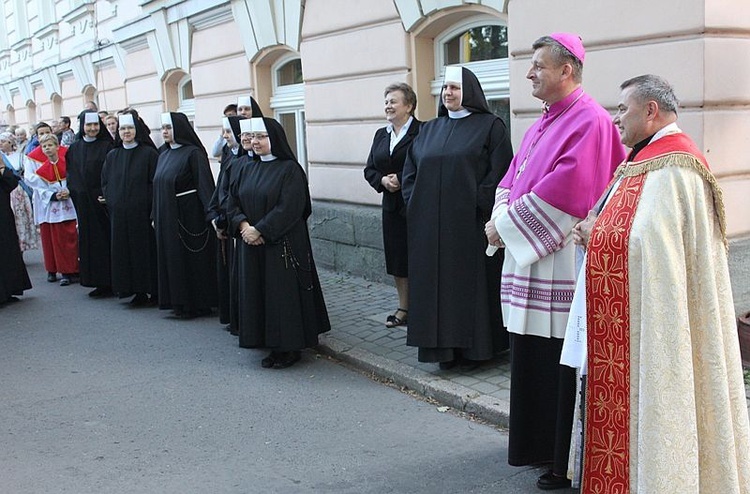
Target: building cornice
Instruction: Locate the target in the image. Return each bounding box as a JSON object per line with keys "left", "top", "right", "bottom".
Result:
{"left": 190, "top": 3, "right": 234, "bottom": 31}
{"left": 111, "top": 13, "right": 155, "bottom": 46}
{"left": 33, "top": 23, "right": 60, "bottom": 40}
{"left": 61, "top": 2, "right": 97, "bottom": 25}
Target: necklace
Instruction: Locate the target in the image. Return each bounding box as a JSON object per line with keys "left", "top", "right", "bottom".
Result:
{"left": 515, "top": 90, "right": 585, "bottom": 179}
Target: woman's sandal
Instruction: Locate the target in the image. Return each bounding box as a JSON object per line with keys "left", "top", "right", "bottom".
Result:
{"left": 385, "top": 308, "right": 408, "bottom": 328}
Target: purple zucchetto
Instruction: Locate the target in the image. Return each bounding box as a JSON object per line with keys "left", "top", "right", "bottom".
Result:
{"left": 550, "top": 32, "right": 585, "bottom": 63}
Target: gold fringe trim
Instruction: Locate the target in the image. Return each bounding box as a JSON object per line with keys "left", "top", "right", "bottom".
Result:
{"left": 614, "top": 152, "right": 728, "bottom": 251}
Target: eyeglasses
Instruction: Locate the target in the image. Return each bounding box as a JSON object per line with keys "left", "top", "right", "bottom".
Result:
{"left": 243, "top": 133, "right": 269, "bottom": 140}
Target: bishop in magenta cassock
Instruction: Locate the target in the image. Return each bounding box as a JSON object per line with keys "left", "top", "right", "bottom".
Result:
{"left": 486, "top": 33, "right": 626, "bottom": 490}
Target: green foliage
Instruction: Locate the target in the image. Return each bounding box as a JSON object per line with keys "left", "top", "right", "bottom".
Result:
{"left": 467, "top": 25, "right": 509, "bottom": 60}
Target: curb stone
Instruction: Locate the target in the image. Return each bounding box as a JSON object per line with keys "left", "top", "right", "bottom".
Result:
{"left": 317, "top": 334, "right": 511, "bottom": 429}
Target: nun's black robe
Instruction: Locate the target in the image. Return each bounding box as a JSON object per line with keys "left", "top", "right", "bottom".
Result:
{"left": 153, "top": 144, "right": 217, "bottom": 314}
{"left": 207, "top": 144, "right": 240, "bottom": 326}
{"left": 101, "top": 144, "right": 159, "bottom": 296}
{"left": 227, "top": 156, "right": 330, "bottom": 350}
{"left": 0, "top": 167, "right": 31, "bottom": 301}
{"left": 402, "top": 68, "right": 513, "bottom": 363}
{"left": 67, "top": 136, "right": 114, "bottom": 288}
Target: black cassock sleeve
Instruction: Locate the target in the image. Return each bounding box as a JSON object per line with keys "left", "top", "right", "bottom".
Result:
{"left": 476, "top": 118, "right": 513, "bottom": 217}
{"left": 226, "top": 165, "right": 248, "bottom": 239}
{"left": 189, "top": 149, "right": 216, "bottom": 222}
{"left": 363, "top": 130, "right": 385, "bottom": 193}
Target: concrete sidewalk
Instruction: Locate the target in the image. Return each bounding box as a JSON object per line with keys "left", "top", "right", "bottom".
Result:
{"left": 315, "top": 269, "right": 750, "bottom": 428}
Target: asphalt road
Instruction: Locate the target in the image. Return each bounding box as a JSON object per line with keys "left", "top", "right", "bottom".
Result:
{"left": 1, "top": 251, "right": 574, "bottom": 494}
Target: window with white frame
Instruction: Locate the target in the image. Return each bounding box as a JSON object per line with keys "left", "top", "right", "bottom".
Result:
{"left": 177, "top": 75, "right": 195, "bottom": 123}
{"left": 432, "top": 19, "right": 510, "bottom": 130}
{"left": 270, "top": 55, "right": 307, "bottom": 172}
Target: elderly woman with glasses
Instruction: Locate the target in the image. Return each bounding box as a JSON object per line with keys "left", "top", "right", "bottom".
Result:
{"left": 227, "top": 117, "right": 330, "bottom": 369}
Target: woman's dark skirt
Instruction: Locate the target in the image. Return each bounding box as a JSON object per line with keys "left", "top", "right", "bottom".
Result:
{"left": 382, "top": 208, "right": 407, "bottom": 277}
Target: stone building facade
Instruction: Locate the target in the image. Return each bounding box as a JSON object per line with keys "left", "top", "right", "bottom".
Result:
{"left": 1, "top": 0, "right": 748, "bottom": 310}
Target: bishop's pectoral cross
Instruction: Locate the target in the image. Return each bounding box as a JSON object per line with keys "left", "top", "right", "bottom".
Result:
{"left": 516, "top": 157, "right": 529, "bottom": 179}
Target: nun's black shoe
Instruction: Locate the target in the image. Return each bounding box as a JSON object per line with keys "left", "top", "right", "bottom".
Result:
{"left": 261, "top": 351, "right": 279, "bottom": 368}
{"left": 89, "top": 287, "right": 113, "bottom": 298}
{"left": 438, "top": 360, "right": 457, "bottom": 370}
{"left": 129, "top": 293, "right": 150, "bottom": 306}
{"left": 273, "top": 351, "right": 301, "bottom": 369}
{"left": 459, "top": 358, "right": 482, "bottom": 371}
{"left": 536, "top": 471, "right": 571, "bottom": 490}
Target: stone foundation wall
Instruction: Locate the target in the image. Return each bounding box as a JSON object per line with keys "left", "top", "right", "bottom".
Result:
{"left": 730, "top": 235, "right": 750, "bottom": 316}
{"left": 309, "top": 201, "right": 390, "bottom": 285}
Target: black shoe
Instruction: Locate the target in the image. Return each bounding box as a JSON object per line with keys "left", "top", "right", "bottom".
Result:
{"left": 47, "top": 272, "right": 57, "bottom": 283}
{"left": 273, "top": 351, "right": 301, "bottom": 369}
{"left": 439, "top": 360, "right": 457, "bottom": 370}
{"left": 536, "top": 471, "right": 571, "bottom": 490}
{"left": 459, "top": 358, "right": 482, "bottom": 371}
{"left": 129, "top": 293, "right": 150, "bottom": 307}
{"left": 261, "top": 351, "right": 279, "bottom": 368}
{"left": 89, "top": 287, "right": 113, "bottom": 298}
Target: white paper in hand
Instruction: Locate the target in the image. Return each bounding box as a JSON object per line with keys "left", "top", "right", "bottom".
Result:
{"left": 560, "top": 250, "right": 588, "bottom": 373}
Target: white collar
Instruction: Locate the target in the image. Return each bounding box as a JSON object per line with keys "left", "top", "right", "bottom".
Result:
{"left": 123, "top": 141, "right": 139, "bottom": 149}
{"left": 649, "top": 122, "right": 681, "bottom": 144}
{"left": 447, "top": 108, "right": 471, "bottom": 119}
{"left": 386, "top": 116, "right": 414, "bottom": 134}
{"left": 169, "top": 143, "right": 183, "bottom": 149}
{"left": 83, "top": 136, "right": 96, "bottom": 143}
{"left": 260, "top": 154, "right": 277, "bottom": 162}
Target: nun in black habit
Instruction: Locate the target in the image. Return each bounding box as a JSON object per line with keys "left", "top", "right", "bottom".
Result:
{"left": 227, "top": 117, "right": 330, "bottom": 368}
{"left": 101, "top": 110, "right": 159, "bottom": 305}
{"left": 401, "top": 66, "right": 514, "bottom": 369}
{"left": 207, "top": 115, "right": 247, "bottom": 329}
{"left": 153, "top": 112, "right": 217, "bottom": 318}
{"left": 66, "top": 110, "right": 115, "bottom": 297}
{"left": 0, "top": 160, "right": 32, "bottom": 304}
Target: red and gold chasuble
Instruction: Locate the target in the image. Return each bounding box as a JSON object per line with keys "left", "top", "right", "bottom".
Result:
{"left": 582, "top": 133, "right": 710, "bottom": 494}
